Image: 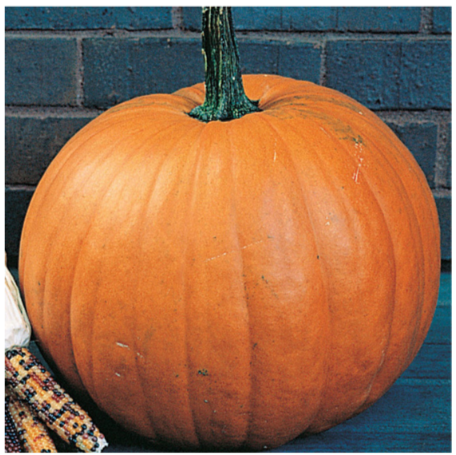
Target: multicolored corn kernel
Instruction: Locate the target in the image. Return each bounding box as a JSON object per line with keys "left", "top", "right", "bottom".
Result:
{"left": 5, "top": 347, "right": 108, "bottom": 453}
{"left": 6, "top": 387, "right": 57, "bottom": 453}
{"left": 5, "top": 395, "right": 23, "bottom": 453}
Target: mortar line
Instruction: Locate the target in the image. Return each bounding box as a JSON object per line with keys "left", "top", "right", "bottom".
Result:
{"left": 5, "top": 105, "right": 450, "bottom": 120}
{"left": 5, "top": 105, "right": 103, "bottom": 117}
{"left": 319, "top": 37, "right": 327, "bottom": 86}
{"left": 172, "top": 6, "right": 183, "bottom": 30}
{"left": 419, "top": 7, "right": 433, "bottom": 34}
{"left": 434, "top": 120, "right": 451, "bottom": 189}
{"left": 4, "top": 29, "right": 451, "bottom": 42}
{"left": 75, "top": 37, "right": 84, "bottom": 107}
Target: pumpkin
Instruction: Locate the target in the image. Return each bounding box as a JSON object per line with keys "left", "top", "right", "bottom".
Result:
{"left": 19, "top": 7, "right": 440, "bottom": 451}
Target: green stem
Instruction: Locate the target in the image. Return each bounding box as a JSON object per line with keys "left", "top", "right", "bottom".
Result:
{"left": 189, "top": 7, "right": 261, "bottom": 122}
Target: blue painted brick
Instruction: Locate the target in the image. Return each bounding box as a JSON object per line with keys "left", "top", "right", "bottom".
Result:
{"left": 337, "top": 7, "right": 421, "bottom": 32}
{"left": 387, "top": 122, "right": 438, "bottom": 188}
{"left": 278, "top": 41, "right": 322, "bottom": 83}
{"left": 326, "top": 40, "right": 402, "bottom": 109}
{"left": 238, "top": 40, "right": 278, "bottom": 75}
{"left": 326, "top": 39, "right": 451, "bottom": 110}
{"left": 282, "top": 8, "right": 336, "bottom": 31}
{"left": 5, "top": 7, "right": 172, "bottom": 30}
{"left": 6, "top": 115, "right": 95, "bottom": 185}
{"left": 183, "top": 7, "right": 337, "bottom": 31}
{"left": 234, "top": 7, "right": 337, "bottom": 31}
{"left": 435, "top": 194, "right": 451, "bottom": 261}
{"left": 238, "top": 39, "right": 321, "bottom": 83}
{"left": 233, "top": 7, "right": 282, "bottom": 30}
{"left": 185, "top": 7, "right": 422, "bottom": 32}
{"left": 5, "top": 187, "right": 34, "bottom": 258}
{"left": 183, "top": 7, "right": 283, "bottom": 31}
{"left": 433, "top": 7, "right": 451, "bottom": 34}
{"left": 83, "top": 37, "right": 204, "bottom": 109}
{"left": 399, "top": 40, "right": 451, "bottom": 109}
{"left": 181, "top": 7, "right": 201, "bottom": 30}
{"left": 5, "top": 37, "right": 78, "bottom": 106}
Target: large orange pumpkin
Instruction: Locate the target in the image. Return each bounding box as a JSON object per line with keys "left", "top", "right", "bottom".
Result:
{"left": 19, "top": 7, "right": 440, "bottom": 452}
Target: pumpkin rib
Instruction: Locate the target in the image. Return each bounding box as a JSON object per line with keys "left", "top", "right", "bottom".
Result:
{"left": 226, "top": 120, "right": 254, "bottom": 448}
{"left": 65, "top": 119, "right": 190, "bottom": 408}
{"left": 101, "top": 98, "right": 199, "bottom": 121}
{"left": 254, "top": 112, "right": 331, "bottom": 434}
{"left": 302, "top": 112, "right": 400, "bottom": 416}
{"left": 248, "top": 76, "right": 315, "bottom": 111}
{"left": 354, "top": 121, "right": 436, "bottom": 377}
{"left": 323, "top": 119, "right": 398, "bottom": 415}
{"left": 308, "top": 100, "right": 429, "bottom": 347}
{"left": 180, "top": 121, "right": 256, "bottom": 448}
{"left": 103, "top": 120, "right": 205, "bottom": 441}
{"left": 349, "top": 120, "right": 425, "bottom": 345}
{"left": 128, "top": 130, "right": 194, "bottom": 441}
{"left": 182, "top": 125, "right": 211, "bottom": 449}
{"left": 345, "top": 130, "right": 422, "bottom": 414}
{"left": 261, "top": 108, "right": 397, "bottom": 432}
{"left": 25, "top": 119, "right": 149, "bottom": 392}
{"left": 125, "top": 126, "right": 202, "bottom": 440}
{"left": 130, "top": 122, "right": 207, "bottom": 443}
{"left": 68, "top": 139, "right": 161, "bottom": 407}
{"left": 302, "top": 105, "right": 430, "bottom": 415}
{"left": 346, "top": 111, "right": 440, "bottom": 361}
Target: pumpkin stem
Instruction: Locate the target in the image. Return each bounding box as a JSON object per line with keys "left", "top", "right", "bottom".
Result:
{"left": 189, "top": 7, "right": 261, "bottom": 122}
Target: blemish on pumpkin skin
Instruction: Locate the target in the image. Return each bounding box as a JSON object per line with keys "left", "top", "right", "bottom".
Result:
{"left": 116, "top": 342, "right": 130, "bottom": 349}
{"left": 205, "top": 239, "right": 265, "bottom": 262}
{"left": 352, "top": 135, "right": 365, "bottom": 184}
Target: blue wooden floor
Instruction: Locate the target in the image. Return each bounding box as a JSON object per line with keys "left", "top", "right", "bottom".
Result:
{"left": 26, "top": 272, "right": 451, "bottom": 453}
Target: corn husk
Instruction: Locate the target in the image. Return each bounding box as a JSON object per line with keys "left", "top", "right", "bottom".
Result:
{"left": 5, "top": 254, "right": 31, "bottom": 351}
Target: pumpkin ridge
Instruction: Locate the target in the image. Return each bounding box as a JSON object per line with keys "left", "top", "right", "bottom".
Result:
{"left": 68, "top": 141, "right": 157, "bottom": 406}
{"left": 364, "top": 121, "right": 440, "bottom": 361}
{"left": 226, "top": 120, "right": 253, "bottom": 447}
{"left": 134, "top": 122, "right": 206, "bottom": 443}
{"left": 255, "top": 113, "right": 330, "bottom": 434}
{"left": 101, "top": 98, "right": 199, "bottom": 120}
{"left": 347, "top": 123, "right": 424, "bottom": 369}
{"left": 257, "top": 112, "right": 338, "bottom": 432}
{"left": 128, "top": 131, "right": 198, "bottom": 441}
{"left": 348, "top": 114, "right": 437, "bottom": 365}
{"left": 251, "top": 78, "right": 317, "bottom": 111}
{"left": 318, "top": 125, "right": 399, "bottom": 414}
{"left": 112, "top": 121, "right": 204, "bottom": 442}
{"left": 66, "top": 119, "right": 190, "bottom": 407}
{"left": 181, "top": 126, "right": 211, "bottom": 448}
{"left": 302, "top": 113, "right": 399, "bottom": 405}
{"left": 300, "top": 109, "right": 428, "bottom": 416}
{"left": 24, "top": 119, "right": 148, "bottom": 392}
{"left": 346, "top": 151, "right": 415, "bottom": 415}
{"left": 308, "top": 101, "right": 428, "bottom": 340}
{"left": 338, "top": 105, "right": 440, "bottom": 356}
{"left": 262, "top": 110, "right": 398, "bottom": 431}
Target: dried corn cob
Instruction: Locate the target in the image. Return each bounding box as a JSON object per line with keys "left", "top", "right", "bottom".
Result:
{"left": 5, "top": 394, "right": 23, "bottom": 453}
{"left": 6, "top": 387, "right": 57, "bottom": 453}
{"left": 5, "top": 347, "right": 108, "bottom": 453}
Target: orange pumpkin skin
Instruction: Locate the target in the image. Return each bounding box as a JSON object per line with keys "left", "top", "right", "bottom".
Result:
{"left": 19, "top": 75, "right": 440, "bottom": 450}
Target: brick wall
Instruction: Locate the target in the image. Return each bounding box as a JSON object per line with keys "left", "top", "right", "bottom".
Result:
{"left": 5, "top": 7, "right": 451, "bottom": 266}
